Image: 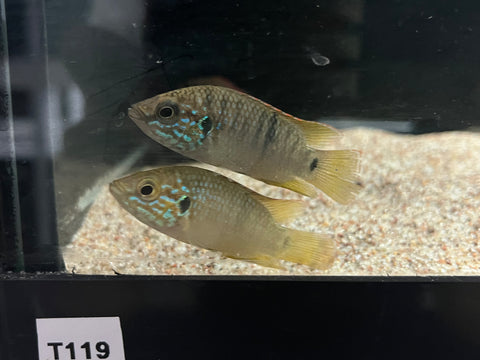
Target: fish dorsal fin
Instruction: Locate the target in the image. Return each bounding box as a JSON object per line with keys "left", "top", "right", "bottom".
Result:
{"left": 287, "top": 117, "right": 340, "bottom": 148}
{"left": 262, "top": 177, "right": 318, "bottom": 198}
{"left": 251, "top": 193, "right": 306, "bottom": 224}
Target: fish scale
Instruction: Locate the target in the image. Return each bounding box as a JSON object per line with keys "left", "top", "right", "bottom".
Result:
{"left": 129, "top": 85, "right": 361, "bottom": 203}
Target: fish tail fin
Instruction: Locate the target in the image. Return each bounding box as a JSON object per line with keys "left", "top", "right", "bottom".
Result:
{"left": 306, "top": 149, "right": 361, "bottom": 204}
{"left": 278, "top": 229, "right": 336, "bottom": 270}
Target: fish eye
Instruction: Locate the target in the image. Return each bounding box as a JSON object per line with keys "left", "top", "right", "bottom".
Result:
{"left": 158, "top": 106, "right": 173, "bottom": 118}
{"left": 155, "top": 101, "right": 178, "bottom": 122}
{"left": 137, "top": 179, "right": 157, "bottom": 199}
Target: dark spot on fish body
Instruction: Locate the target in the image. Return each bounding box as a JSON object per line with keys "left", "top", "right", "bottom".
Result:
{"left": 230, "top": 104, "right": 243, "bottom": 131}
{"left": 253, "top": 109, "right": 268, "bottom": 142}
{"left": 220, "top": 99, "right": 227, "bottom": 115}
{"left": 199, "top": 116, "right": 212, "bottom": 137}
{"left": 179, "top": 195, "right": 191, "bottom": 214}
{"left": 310, "top": 158, "right": 319, "bottom": 172}
{"left": 205, "top": 92, "right": 213, "bottom": 107}
{"left": 262, "top": 113, "right": 278, "bottom": 153}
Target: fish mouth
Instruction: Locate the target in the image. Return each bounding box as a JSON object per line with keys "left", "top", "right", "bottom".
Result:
{"left": 109, "top": 180, "right": 127, "bottom": 201}
{"left": 128, "top": 105, "right": 144, "bottom": 123}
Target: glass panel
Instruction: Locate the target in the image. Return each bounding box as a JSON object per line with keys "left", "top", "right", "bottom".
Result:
{"left": 4, "top": 0, "right": 480, "bottom": 275}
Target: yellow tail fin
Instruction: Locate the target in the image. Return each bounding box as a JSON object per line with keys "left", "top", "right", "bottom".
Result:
{"left": 307, "top": 149, "right": 361, "bottom": 204}
{"left": 278, "top": 229, "right": 336, "bottom": 270}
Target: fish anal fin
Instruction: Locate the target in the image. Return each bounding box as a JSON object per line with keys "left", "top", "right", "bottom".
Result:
{"left": 251, "top": 194, "right": 305, "bottom": 224}
{"left": 278, "top": 229, "right": 336, "bottom": 270}
{"left": 226, "top": 254, "right": 286, "bottom": 270}
{"left": 307, "top": 149, "right": 361, "bottom": 204}
{"left": 262, "top": 178, "right": 318, "bottom": 198}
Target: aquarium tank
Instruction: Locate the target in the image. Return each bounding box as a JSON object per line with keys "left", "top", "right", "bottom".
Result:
{"left": 2, "top": 1, "right": 480, "bottom": 359}
{"left": 1, "top": 0, "right": 479, "bottom": 276}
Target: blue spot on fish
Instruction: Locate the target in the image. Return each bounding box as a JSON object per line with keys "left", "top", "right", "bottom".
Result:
{"left": 137, "top": 207, "right": 157, "bottom": 221}
{"left": 181, "top": 186, "right": 190, "bottom": 193}
{"left": 181, "top": 118, "right": 189, "bottom": 123}
{"left": 163, "top": 209, "right": 175, "bottom": 221}
{"left": 173, "top": 129, "right": 183, "bottom": 138}
{"left": 183, "top": 135, "right": 192, "bottom": 142}
{"left": 129, "top": 196, "right": 147, "bottom": 205}
{"left": 160, "top": 195, "right": 176, "bottom": 203}
{"left": 155, "top": 130, "right": 173, "bottom": 139}
{"left": 191, "top": 110, "right": 198, "bottom": 115}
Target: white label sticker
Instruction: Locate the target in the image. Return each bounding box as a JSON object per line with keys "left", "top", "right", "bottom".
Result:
{"left": 36, "top": 317, "right": 125, "bottom": 360}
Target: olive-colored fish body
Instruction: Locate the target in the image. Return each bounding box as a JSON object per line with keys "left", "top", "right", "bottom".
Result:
{"left": 110, "top": 166, "right": 335, "bottom": 269}
{"left": 128, "top": 85, "right": 360, "bottom": 203}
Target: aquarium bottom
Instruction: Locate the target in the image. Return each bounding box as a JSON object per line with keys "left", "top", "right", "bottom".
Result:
{"left": 65, "top": 128, "right": 480, "bottom": 276}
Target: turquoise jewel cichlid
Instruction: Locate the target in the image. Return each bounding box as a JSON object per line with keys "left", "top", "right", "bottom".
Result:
{"left": 110, "top": 166, "right": 336, "bottom": 270}
{"left": 128, "top": 85, "right": 361, "bottom": 203}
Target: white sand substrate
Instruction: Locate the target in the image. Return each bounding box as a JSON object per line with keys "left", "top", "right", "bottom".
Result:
{"left": 63, "top": 128, "right": 480, "bottom": 276}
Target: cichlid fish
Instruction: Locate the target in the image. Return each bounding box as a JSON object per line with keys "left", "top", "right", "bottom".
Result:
{"left": 128, "top": 85, "right": 360, "bottom": 204}
{"left": 109, "top": 166, "right": 335, "bottom": 270}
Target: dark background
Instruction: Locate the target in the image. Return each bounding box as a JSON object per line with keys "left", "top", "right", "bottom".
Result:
{"left": 44, "top": 0, "right": 480, "bottom": 132}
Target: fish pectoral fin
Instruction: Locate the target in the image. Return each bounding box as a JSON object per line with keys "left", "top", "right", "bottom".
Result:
{"left": 286, "top": 116, "right": 340, "bottom": 148}
{"left": 278, "top": 229, "right": 336, "bottom": 270}
{"left": 250, "top": 194, "right": 305, "bottom": 224}
{"left": 225, "top": 254, "right": 286, "bottom": 270}
{"left": 262, "top": 177, "right": 318, "bottom": 198}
